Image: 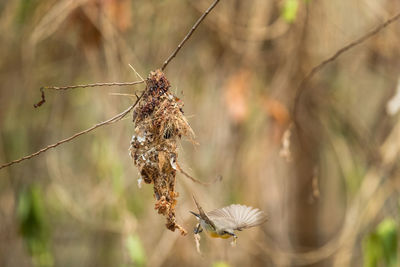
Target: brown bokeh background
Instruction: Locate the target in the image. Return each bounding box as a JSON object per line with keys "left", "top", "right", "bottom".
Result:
{"left": 1, "top": 0, "right": 400, "bottom": 266}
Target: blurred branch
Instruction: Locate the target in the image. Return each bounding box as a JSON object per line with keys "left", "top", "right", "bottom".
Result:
{"left": 34, "top": 81, "right": 144, "bottom": 108}
{"left": 259, "top": 156, "right": 399, "bottom": 266}
{"left": 261, "top": 107, "right": 400, "bottom": 266}
{"left": 189, "top": 0, "right": 289, "bottom": 42}
{"left": 0, "top": 91, "right": 145, "bottom": 170}
{"left": 293, "top": 11, "right": 400, "bottom": 120}
{"left": 30, "top": 0, "right": 89, "bottom": 45}
{"left": 161, "top": 0, "right": 221, "bottom": 71}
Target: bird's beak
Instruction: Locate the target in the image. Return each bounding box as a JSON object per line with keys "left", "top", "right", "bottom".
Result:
{"left": 190, "top": 211, "right": 200, "bottom": 219}
{"left": 227, "top": 232, "right": 237, "bottom": 238}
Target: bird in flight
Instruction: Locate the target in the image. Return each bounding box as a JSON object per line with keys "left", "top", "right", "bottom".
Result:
{"left": 190, "top": 195, "right": 267, "bottom": 244}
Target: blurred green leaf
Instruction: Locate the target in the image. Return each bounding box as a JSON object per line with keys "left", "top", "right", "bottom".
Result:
{"left": 282, "top": 0, "right": 299, "bottom": 23}
{"left": 363, "top": 218, "right": 398, "bottom": 267}
{"left": 126, "top": 234, "right": 146, "bottom": 266}
{"left": 16, "top": 0, "right": 38, "bottom": 26}
{"left": 377, "top": 219, "right": 398, "bottom": 266}
{"left": 212, "top": 261, "right": 230, "bottom": 267}
{"left": 18, "top": 185, "right": 46, "bottom": 239}
{"left": 17, "top": 185, "right": 53, "bottom": 267}
{"left": 364, "top": 233, "right": 382, "bottom": 267}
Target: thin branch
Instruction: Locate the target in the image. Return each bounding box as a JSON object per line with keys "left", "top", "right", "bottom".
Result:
{"left": 176, "top": 162, "right": 222, "bottom": 186}
{"left": 1, "top": 91, "right": 145, "bottom": 170}
{"left": 293, "top": 11, "right": 400, "bottom": 118}
{"left": 161, "top": 0, "right": 221, "bottom": 71}
{"left": 41, "top": 81, "right": 144, "bottom": 91}
{"left": 34, "top": 80, "right": 145, "bottom": 108}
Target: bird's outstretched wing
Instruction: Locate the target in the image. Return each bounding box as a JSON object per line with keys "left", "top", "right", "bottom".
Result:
{"left": 207, "top": 204, "right": 267, "bottom": 230}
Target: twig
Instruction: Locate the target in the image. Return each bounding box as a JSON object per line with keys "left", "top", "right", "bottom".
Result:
{"left": 41, "top": 81, "right": 144, "bottom": 91}
{"left": 293, "top": 11, "right": 400, "bottom": 118}
{"left": 1, "top": 91, "right": 145, "bottom": 170}
{"left": 161, "top": 0, "right": 221, "bottom": 71}
{"left": 34, "top": 88, "right": 46, "bottom": 108}
{"left": 176, "top": 162, "right": 222, "bottom": 186}
{"left": 34, "top": 81, "right": 144, "bottom": 108}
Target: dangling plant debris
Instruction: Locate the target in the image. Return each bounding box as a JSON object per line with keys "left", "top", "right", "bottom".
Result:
{"left": 129, "top": 69, "right": 194, "bottom": 235}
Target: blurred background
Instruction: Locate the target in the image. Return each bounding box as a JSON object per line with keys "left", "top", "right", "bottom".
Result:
{"left": 1, "top": 0, "right": 400, "bottom": 266}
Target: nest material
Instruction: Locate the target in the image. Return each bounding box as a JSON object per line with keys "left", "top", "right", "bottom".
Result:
{"left": 129, "top": 69, "right": 194, "bottom": 235}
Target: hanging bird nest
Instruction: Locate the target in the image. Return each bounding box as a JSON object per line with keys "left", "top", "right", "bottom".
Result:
{"left": 129, "top": 69, "right": 194, "bottom": 235}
